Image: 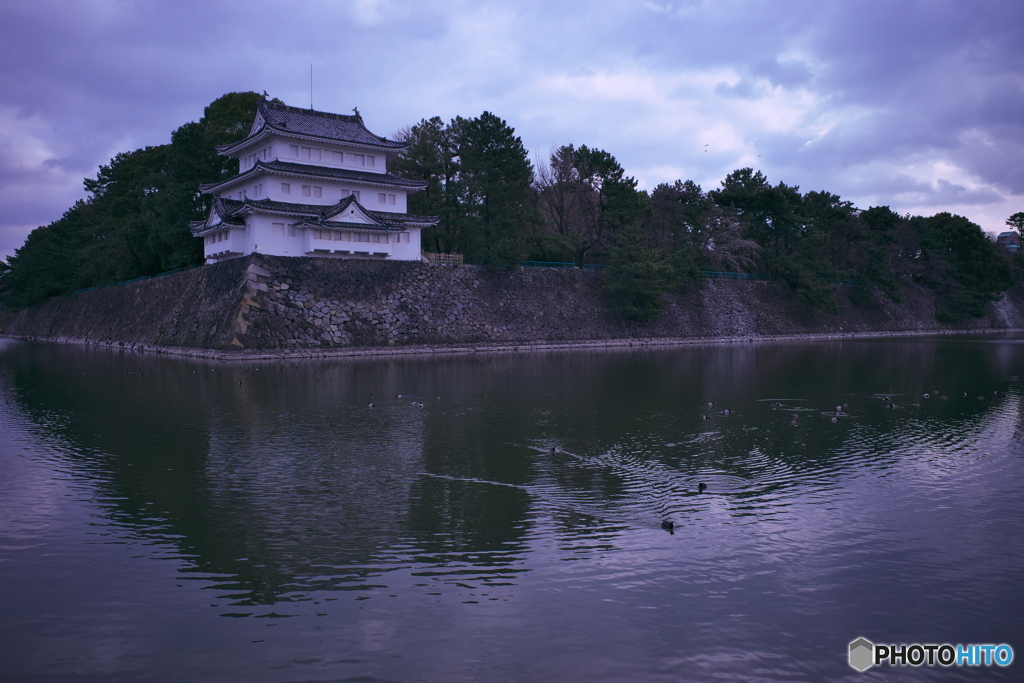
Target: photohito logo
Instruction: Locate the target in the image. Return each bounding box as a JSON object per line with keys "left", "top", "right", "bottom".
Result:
{"left": 849, "top": 637, "right": 1014, "bottom": 672}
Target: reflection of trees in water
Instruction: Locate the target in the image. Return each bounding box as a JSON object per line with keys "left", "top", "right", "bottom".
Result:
{"left": 2, "top": 338, "right": 1019, "bottom": 605}
{"left": 2, "top": 345, "right": 439, "bottom": 604}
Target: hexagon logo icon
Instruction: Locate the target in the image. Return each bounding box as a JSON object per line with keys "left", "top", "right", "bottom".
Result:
{"left": 849, "top": 637, "right": 874, "bottom": 672}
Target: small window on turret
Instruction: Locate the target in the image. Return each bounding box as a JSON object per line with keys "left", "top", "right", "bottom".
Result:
{"left": 367, "top": 156, "right": 375, "bottom": 168}
{"left": 281, "top": 183, "right": 290, "bottom": 195}
{"left": 313, "top": 187, "right": 322, "bottom": 198}
{"left": 290, "top": 145, "right": 299, "bottom": 157}
{"left": 353, "top": 154, "right": 365, "bottom": 166}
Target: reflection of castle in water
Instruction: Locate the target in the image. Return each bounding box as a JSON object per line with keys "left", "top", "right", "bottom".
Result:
{"left": 2, "top": 337, "right": 1019, "bottom": 606}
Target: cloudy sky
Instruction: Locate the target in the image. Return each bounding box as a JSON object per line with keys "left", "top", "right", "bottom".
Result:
{"left": 2, "top": 0, "right": 1022, "bottom": 259}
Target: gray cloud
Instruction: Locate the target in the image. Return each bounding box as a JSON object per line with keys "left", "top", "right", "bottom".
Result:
{"left": 1, "top": 0, "right": 1022, "bottom": 260}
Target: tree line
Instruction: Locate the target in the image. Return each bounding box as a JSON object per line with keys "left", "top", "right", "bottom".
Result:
{"left": 2, "top": 92, "right": 1021, "bottom": 325}
{"left": 393, "top": 114, "right": 1018, "bottom": 323}
{"left": 0, "top": 92, "right": 268, "bottom": 310}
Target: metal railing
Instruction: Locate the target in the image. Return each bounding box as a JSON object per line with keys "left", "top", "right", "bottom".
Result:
{"left": 519, "top": 260, "right": 607, "bottom": 270}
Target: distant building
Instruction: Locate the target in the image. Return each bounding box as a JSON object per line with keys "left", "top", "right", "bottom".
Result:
{"left": 191, "top": 100, "right": 437, "bottom": 264}
{"left": 996, "top": 231, "right": 1020, "bottom": 253}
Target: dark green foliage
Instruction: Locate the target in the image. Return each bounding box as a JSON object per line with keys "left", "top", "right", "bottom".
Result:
{"left": 390, "top": 116, "right": 460, "bottom": 253}
{"left": 1006, "top": 212, "right": 1024, "bottom": 279}
{"left": 1006, "top": 212, "right": 1024, "bottom": 244}
{"left": 912, "top": 213, "right": 1012, "bottom": 322}
{"left": 857, "top": 206, "right": 902, "bottom": 299}
{"left": 847, "top": 286, "right": 873, "bottom": 308}
{"left": 534, "top": 145, "right": 647, "bottom": 265}
{"left": 3, "top": 92, "right": 263, "bottom": 309}
{"left": 392, "top": 112, "right": 536, "bottom": 265}
{"left": 604, "top": 224, "right": 673, "bottom": 322}
{"left": 455, "top": 112, "right": 535, "bottom": 266}
{"left": 647, "top": 180, "right": 758, "bottom": 286}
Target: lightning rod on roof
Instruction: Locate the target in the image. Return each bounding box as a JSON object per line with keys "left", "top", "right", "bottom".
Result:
{"left": 310, "top": 64, "right": 313, "bottom": 110}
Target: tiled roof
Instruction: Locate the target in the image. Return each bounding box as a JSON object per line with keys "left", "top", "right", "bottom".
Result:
{"left": 261, "top": 160, "right": 426, "bottom": 187}
{"left": 366, "top": 209, "right": 439, "bottom": 225}
{"left": 244, "top": 100, "right": 406, "bottom": 150}
{"left": 295, "top": 218, "right": 392, "bottom": 232}
{"left": 216, "top": 195, "right": 439, "bottom": 231}
{"left": 198, "top": 159, "right": 426, "bottom": 193}
{"left": 189, "top": 198, "right": 247, "bottom": 235}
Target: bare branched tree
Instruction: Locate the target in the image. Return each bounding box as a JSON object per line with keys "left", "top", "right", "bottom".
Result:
{"left": 533, "top": 145, "right": 643, "bottom": 265}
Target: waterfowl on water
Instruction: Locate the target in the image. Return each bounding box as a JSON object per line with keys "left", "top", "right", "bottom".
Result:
{"left": 702, "top": 414, "right": 711, "bottom": 420}
{"left": 661, "top": 520, "right": 675, "bottom": 534}
{"left": 707, "top": 401, "right": 715, "bottom": 408}
{"left": 698, "top": 482, "right": 707, "bottom": 493}
{"left": 722, "top": 408, "right": 731, "bottom": 416}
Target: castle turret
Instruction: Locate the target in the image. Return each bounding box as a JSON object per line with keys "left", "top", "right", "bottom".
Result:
{"left": 190, "top": 100, "right": 437, "bottom": 263}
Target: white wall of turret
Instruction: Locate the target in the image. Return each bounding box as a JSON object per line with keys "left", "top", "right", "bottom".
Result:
{"left": 236, "top": 135, "right": 393, "bottom": 175}
{"left": 199, "top": 113, "right": 430, "bottom": 264}
{"left": 202, "top": 215, "right": 422, "bottom": 263}
{"left": 215, "top": 174, "right": 409, "bottom": 213}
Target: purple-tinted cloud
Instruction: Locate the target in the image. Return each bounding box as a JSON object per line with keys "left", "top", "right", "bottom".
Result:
{"left": 1, "top": 0, "right": 1021, "bottom": 260}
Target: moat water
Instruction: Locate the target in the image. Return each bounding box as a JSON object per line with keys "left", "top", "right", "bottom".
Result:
{"left": 1, "top": 337, "right": 1022, "bottom": 682}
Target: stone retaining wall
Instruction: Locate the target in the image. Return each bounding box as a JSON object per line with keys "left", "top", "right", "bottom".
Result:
{"left": 7, "top": 254, "right": 1024, "bottom": 355}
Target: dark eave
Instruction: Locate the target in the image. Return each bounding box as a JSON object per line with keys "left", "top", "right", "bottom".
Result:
{"left": 199, "top": 159, "right": 426, "bottom": 194}
{"left": 295, "top": 219, "right": 392, "bottom": 232}
{"left": 191, "top": 195, "right": 438, "bottom": 234}
{"left": 217, "top": 100, "right": 408, "bottom": 155}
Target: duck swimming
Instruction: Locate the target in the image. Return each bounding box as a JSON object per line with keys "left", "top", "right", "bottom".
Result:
{"left": 698, "top": 482, "right": 707, "bottom": 493}
{"left": 661, "top": 520, "right": 675, "bottom": 534}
